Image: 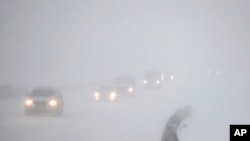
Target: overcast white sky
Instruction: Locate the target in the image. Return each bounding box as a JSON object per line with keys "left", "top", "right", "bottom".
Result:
{"left": 0, "top": 0, "right": 250, "bottom": 87}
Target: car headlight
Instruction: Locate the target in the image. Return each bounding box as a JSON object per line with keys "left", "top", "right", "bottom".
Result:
{"left": 161, "top": 75, "right": 164, "bottom": 80}
{"left": 170, "top": 75, "right": 174, "bottom": 80}
{"left": 94, "top": 92, "right": 100, "bottom": 100}
{"left": 144, "top": 80, "right": 148, "bottom": 84}
{"left": 216, "top": 70, "right": 220, "bottom": 75}
{"left": 49, "top": 100, "right": 58, "bottom": 106}
{"left": 94, "top": 92, "right": 99, "bottom": 97}
{"left": 207, "top": 70, "right": 212, "bottom": 75}
{"left": 156, "top": 80, "right": 160, "bottom": 84}
{"left": 128, "top": 87, "right": 133, "bottom": 92}
{"left": 110, "top": 92, "right": 116, "bottom": 97}
{"left": 110, "top": 92, "right": 116, "bottom": 101}
{"left": 25, "top": 99, "right": 33, "bottom": 106}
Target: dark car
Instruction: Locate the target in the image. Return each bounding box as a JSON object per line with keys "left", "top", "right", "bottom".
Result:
{"left": 111, "top": 77, "right": 136, "bottom": 96}
{"left": 93, "top": 86, "right": 118, "bottom": 102}
{"left": 143, "top": 70, "right": 164, "bottom": 88}
{"left": 24, "top": 87, "right": 64, "bottom": 116}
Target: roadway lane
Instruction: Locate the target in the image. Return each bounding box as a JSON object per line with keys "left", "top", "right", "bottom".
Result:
{"left": 1, "top": 81, "right": 250, "bottom": 141}
{"left": 0, "top": 84, "right": 182, "bottom": 141}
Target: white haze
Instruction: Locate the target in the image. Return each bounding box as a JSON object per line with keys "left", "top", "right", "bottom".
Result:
{"left": 0, "top": 0, "right": 250, "bottom": 141}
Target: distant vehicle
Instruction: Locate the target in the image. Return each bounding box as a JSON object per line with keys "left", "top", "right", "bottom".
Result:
{"left": 24, "top": 87, "right": 64, "bottom": 116}
{"left": 143, "top": 70, "right": 164, "bottom": 88}
{"left": 206, "top": 69, "right": 221, "bottom": 76}
{"left": 93, "top": 86, "right": 118, "bottom": 102}
{"left": 111, "top": 77, "right": 136, "bottom": 96}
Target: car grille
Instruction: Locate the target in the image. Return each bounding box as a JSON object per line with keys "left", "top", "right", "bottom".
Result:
{"left": 34, "top": 101, "right": 47, "bottom": 107}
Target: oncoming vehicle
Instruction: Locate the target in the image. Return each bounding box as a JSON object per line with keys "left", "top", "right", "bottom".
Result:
{"left": 93, "top": 86, "right": 117, "bottom": 102}
{"left": 112, "top": 77, "right": 136, "bottom": 96}
{"left": 206, "top": 69, "right": 221, "bottom": 76}
{"left": 201, "top": 62, "right": 224, "bottom": 80}
{"left": 24, "top": 87, "right": 64, "bottom": 116}
{"left": 143, "top": 70, "right": 164, "bottom": 88}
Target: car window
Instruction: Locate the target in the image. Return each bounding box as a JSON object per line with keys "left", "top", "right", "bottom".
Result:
{"left": 31, "top": 89, "right": 57, "bottom": 97}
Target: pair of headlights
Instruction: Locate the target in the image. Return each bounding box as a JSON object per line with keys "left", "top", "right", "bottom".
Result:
{"left": 144, "top": 80, "right": 160, "bottom": 84}
{"left": 207, "top": 70, "right": 221, "bottom": 75}
{"left": 94, "top": 92, "right": 116, "bottom": 101}
{"left": 25, "top": 99, "right": 58, "bottom": 106}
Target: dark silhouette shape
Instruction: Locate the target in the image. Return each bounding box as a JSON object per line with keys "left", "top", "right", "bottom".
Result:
{"left": 162, "top": 105, "right": 192, "bottom": 141}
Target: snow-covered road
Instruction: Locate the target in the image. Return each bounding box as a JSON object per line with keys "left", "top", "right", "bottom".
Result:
{"left": 1, "top": 82, "right": 250, "bottom": 141}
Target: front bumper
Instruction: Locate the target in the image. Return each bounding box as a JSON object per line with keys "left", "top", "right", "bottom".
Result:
{"left": 24, "top": 103, "right": 62, "bottom": 115}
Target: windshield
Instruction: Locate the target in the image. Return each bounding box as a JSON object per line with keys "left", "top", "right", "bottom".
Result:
{"left": 31, "top": 89, "right": 56, "bottom": 97}
{"left": 1, "top": 1, "right": 250, "bottom": 141}
{"left": 97, "top": 86, "right": 115, "bottom": 92}
{"left": 144, "top": 71, "right": 162, "bottom": 79}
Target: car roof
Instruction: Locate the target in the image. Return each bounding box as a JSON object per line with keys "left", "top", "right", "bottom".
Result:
{"left": 31, "top": 87, "right": 60, "bottom": 96}
{"left": 144, "top": 70, "right": 162, "bottom": 76}
{"left": 97, "top": 85, "right": 116, "bottom": 91}
{"left": 32, "top": 86, "right": 58, "bottom": 90}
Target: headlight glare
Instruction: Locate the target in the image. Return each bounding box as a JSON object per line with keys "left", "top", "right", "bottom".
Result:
{"left": 49, "top": 100, "right": 57, "bottom": 106}
{"left": 110, "top": 92, "right": 116, "bottom": 97}
{"left": 25, "top": 99, "right": 33, "bottom": 106}
{"left": 170, "top": 75, "right": 174, "bottom": 80}
{"left": 161, "top": 75, "right": 164, "bottom": 80}
{"left": 110, "top": 92, "right": 116, "bottom": 101}
{"left": 156, "top": 80, "right": 160, "bottom": 84}
{"left": 128, "top": 87, "right": 133, "bottom": 92}
{"left": 94, "top": 92, "right": 99, "bottom": 97}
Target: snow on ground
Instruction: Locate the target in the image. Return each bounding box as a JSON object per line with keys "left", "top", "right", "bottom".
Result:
{"left": 0, "top": 80, "right": 249, "bottom": 141}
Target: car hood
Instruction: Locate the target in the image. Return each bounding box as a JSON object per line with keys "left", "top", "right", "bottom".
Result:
{"left": 28, "top": 97, "right": 56, "bottom": 102}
